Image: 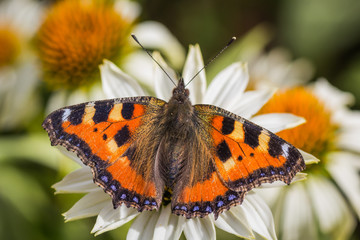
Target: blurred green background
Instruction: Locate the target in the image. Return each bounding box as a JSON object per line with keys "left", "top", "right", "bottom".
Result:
{"left": 141, "top": 0, "right": 360, "bottom": 109}
{"left": 1, "top": 0, "right": 359, "bottom": 239}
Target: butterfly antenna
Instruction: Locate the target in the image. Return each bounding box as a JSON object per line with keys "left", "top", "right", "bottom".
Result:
{"left": 185, "top": 36, "right": 236, "bottom": 87}
{"left": 131, "top": 34, "right": 177, "bottom": 86}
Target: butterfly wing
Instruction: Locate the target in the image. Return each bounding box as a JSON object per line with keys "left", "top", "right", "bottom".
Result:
{"left": 43, "top": 96, "right": 167, "bottom": 211}
{"left": 171, "top": 104, "right": 305, "bottom": 219}
{"left": 195, "top": 104, "right": 305, "bottom": 191}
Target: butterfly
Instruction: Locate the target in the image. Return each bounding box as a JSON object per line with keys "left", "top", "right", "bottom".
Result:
{"left": 43, "top": 76, "right": 305, "bottom": 220}
{"left": 43, "top": 36, "right": 305, "bottom": 219}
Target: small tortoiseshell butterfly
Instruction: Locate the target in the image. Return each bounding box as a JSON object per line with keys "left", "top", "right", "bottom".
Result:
{"left": 43, "top": 37, "right": 305, "bottom": 220}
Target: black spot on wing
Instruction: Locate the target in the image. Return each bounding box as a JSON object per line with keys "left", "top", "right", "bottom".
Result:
{"left": 114, "top": 125, "right": 131, "bottom": 147}
{"left": 221, "top": 117, "right": 235, "bottom": 135}
{"left": 243, "top": 122, "right": 262, "bottom": 148}
{"left": 93, "top": 101, "right": 114, "bottom": 124}
{"left": 216, "top": 140, "right": 232, "bottom": 162}
{"left": 69, "top": 105, "right": 85, "bottom": 125}
{"left": 288, "top": 145, "right": 303, "bottom": 164}
{"left": 268, "top": 136, "right": 283, "bottom": 158}
{"left": 47, "top": 109, "right": 64, "bottom": 126}
{"left": 121, "top": 103, "right": 134, "bottom": 120}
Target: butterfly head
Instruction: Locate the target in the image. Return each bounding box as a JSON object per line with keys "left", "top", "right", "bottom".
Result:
{"left": 166, "top": 78, "right": 193, "bottom": 124}
{"left": 171, "top": 78, "right": 190, "bottom": 104}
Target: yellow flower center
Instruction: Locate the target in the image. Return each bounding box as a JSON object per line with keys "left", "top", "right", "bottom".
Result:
{"left": 0, "top": 27, "right": 20, "bottom": 67}
{"left": 37, "top": 0, "right": 132, "bottom": 89}
{"left": 259, "top": 87, "right": 338, "bottom": 160}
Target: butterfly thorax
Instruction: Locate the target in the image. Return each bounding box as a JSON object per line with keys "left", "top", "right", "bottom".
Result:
{"left": 159, "top": 79, "right": 198, "bottom": 196}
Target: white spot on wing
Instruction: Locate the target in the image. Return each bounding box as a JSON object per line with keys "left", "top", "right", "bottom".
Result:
{"left": 282, "top": 143, "right": 290, "bottom": 158}
{"left": 62, "top": 109, "right": 71, "bottom": 121}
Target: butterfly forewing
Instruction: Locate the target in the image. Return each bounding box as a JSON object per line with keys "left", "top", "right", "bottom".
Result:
{"left": 43, "top": 97, "right": 167, "bottom": 211}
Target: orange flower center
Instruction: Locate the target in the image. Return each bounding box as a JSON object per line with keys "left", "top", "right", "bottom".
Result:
{"left": 259, "top": 87, "right": 338, "bottom": 160}
{"left": 0, "top": 27, "right": 20, "bottom": 67}
{"left": 37, "top": 0, "right": 132, "bottom": 89}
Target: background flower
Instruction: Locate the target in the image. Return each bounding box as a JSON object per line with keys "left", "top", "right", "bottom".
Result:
{"left": 39, "top": 0, "right": 185, "bottom": 113}
{"left": 0, "top": 0, "right": 43, "bottom": 130}
{"left": 257, "top": 79, "right": 360, "bottom": 240}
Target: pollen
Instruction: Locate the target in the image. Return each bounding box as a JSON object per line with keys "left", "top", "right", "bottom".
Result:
{"left": 37, "top": 0, "right": 132, "bottom": 88}
{"left": 259, "top": 87, "right": 338, "bottom": 159}
{"left": 0, "top": 27, "right": 20, "bottom": 67}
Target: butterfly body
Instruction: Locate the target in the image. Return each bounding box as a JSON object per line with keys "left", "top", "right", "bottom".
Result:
{"left": 43, "top": 78, "right": 305, "bottom": 219}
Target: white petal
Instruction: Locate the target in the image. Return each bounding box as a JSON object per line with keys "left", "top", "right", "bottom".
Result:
{"left": 182, "top": 45, "right": 206, "bottom": 104}
{"left": 241, "top": 192, "right": 277, "bottom": 240}
{"left": 183, "top": 217, "right": 216, "bottom": 240}
{"left": 92, "top": 202, "right": 139, "bottom": 235}
{"left": 153, "top": 205, "right": 185, "bottom": 240}
{"left": 64, "top": 190, "right": 110, "bottom": 221}
{"left": 53, "top": 167, "right": 96, "bottom": 193}
{"left": 132, "top": 21, "right": 186, "bottom": 69}
{"left": 0, "top": 0, "right": 44, "bottom": 38}
{"left": 251, "top": 113, "right": 306, "bottom": 133}
{"left": 153, "top": 51, "right": 178, "bottom": 101}
{"left": 114, "top": 0, "right": 141, "bottom": 22}
{"left": 203, "top": 62, "right": 249, "bottom": 110}
{"left": 56, "top": 145, "right": 83, "bottom": 165}
{"left": 307, "top": 176, "right": 355, "bottom": 238}
{"left": 336, "top": 109, "right": 360, "bottom": 127}
{"left": 127, "top": 210, "right": 160, "bottom": 240}
{"left": 249, "top": 48, "right": 313, "bottom": 89}
{"left": 254, "top": 187, "right": 283, "bottom": 207}
{"left": 277, "top": 183, "right": 317, "bottom": 240}
{"left": 337, "top": 129, "right": 360, "bottom": 153}
{"left": 100, "top": 60, "right": 145, "bottom": 98}
{"left": 122, "top": 51, "right": 156, "bottom": 86}
{"left": 312, "top": 78, "right": 355, "bottom": 110}
{"left": 0, "top": 59, "right": 40, "bottom": 129}
{"left": 299, "top": 149, "right": 320, "bottom": 165}
{"left": 335, "top": 110, "right": 360, "bottom": 152}
{"left": 327, "top": 152, "right": 360, "bottom": 218}
{"left": 215, "top": 206, "right": 254, "bottom": 239}
{"left": 231, "top": 88, "right": 275, "bottom": 119}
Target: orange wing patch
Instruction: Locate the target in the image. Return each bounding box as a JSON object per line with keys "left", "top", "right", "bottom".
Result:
{"left": 172, "top": 171, "right": 245, "bottom": 219}
{"left": 107, "top": 156, "right": 157, "bottom": 197}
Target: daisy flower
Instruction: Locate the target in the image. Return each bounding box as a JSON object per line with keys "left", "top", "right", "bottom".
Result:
{"left": 258, "top": 79, "right": 360, "bottom": 240}
{"left": 0, "top": 0, "right": 44, "bottom": 130}
{"left": 52, "top": 44, "right": 308, "bottom": 239}
{"left": 37, "top": 0, "right": 185, "bottom": 112}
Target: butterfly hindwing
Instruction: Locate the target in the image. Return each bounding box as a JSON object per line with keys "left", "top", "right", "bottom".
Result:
{"left": 195, "top": 104, "right": 305, "bottom": 192}
{"left": 43, "top": 96, "right": 167, "bottom": 211}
